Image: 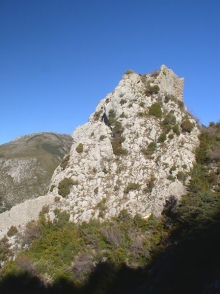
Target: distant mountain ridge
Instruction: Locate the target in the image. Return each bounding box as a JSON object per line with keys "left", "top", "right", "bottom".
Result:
{"left": 0, "top": 132, "right": 72, "bottom": 210}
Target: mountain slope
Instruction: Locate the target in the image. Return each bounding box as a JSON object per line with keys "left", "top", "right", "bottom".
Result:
{"left": 0, "top": 132, "right": 72, "bottom": 209}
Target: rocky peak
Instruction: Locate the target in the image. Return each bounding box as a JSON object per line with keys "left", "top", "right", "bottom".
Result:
{"left": 89, "top": 65, "right": 184, "bottom": 124}
{"left": 48, "top": 65, "right": 200, "bottom": 222}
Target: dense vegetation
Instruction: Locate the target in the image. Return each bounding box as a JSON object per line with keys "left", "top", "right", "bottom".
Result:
{"left": 0, "top": 122, "right": 219, "bottom": 293}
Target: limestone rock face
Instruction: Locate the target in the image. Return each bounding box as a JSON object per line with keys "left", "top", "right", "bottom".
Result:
{"left": 48, "top": 65, "right": 200, "bottom": 222}
{"left": 0, "top": 195, "right": 56, "bottom": 239}
{"left": 158, "top": 65, "right": 184, "bottom": 101}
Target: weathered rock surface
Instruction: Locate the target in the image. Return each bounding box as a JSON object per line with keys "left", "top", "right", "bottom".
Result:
{"left": 49, "top": 65, "right": 200, "bottom": 221}
{"left": 0, "top": 132, "right": 72, "bottom": 209}
{"left": 0, "top": 195, "right": 55, "bottom": 239}
{"left": 0, "top": 65, "right": 200, "bottom": 237}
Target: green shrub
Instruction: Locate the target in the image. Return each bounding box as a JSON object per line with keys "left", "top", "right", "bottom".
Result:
{"left": 125, "top": 69, "right": 134, "bottom": 74}
{"left": 50, "top": 184, "right": 55, "bottom": 192}
{"left": 58, "top": 178, "right": 74, "bottom": 197}
{"left": 165, "top": 94, "right": 180, "bottom": 104}
{"left": 168, "top": 134, "right": 174, "bottom": 140}
{"left": 149, "top": 85, "right": 160, "bottom": 94}
{"left": 133, "top": 214, "right": 149, "bottom": 231}
{"left": 169, "top": 165, "right": 177, "bottom": 174}
{"left": 207, "top": 146, "right": 220, "bottom": 162}
{"left": 208, "top": 171, "right": 218, "bottom": 185}
{"left": 158, "top": 133, "right": 167, "bottom": 143}
{"left": 139, "top": 102, "right": 145, "bottom": 108}
{"left": 150, "top": 70, "right": 160, "bottom": 77}
{"left": 55, "top": 196, "right": 60, "bottom": 202}
{"left": 98, "top": 211, "right": 104, "bottom": 218}
{"left": 120, "top": 99, "right": 127, "bottom": 105}
{"left": 167, "top": 175, "right": 175, "bottom": 181}
{"left": 209, "top": 121, "right": 215, "bottom": 127}
{"left": 181, "top": 119, "right": 194, "bottom": 133}
{"left": 149, "top": 103, "right": 162, "bottom": 118}
{"left": 163, "top": 112, "right": 176, "bottom": 126}
{"left": 178, "top": 100, "right": 184, "bottom": 110}
{"left": 108, "top": 109, "right": 117, "bottom": 126}
{"left": 195, "top": 132, "right": 213, "bottom": 164}
{"left": 102, "top": 166, "right": 108, "bottom": 174}
{"left": 145, "top": 85, "right": 160, "bottom": 96}
{"left": 120, "top": 112, "right": 126, "bottom": 118}
{"left": 173, "top": 124, "right": 180, "bottom": 135}
{"left": 41, "top": 205, "right": 49, "bottom": 214}
{"left": 143, "top": 176, "right": 156, "bottom": 193}
{"left": 112, "top": 121, "right": 124, "bottom": 138}
{"left": 114, "top": 185, "right": 119, "bottom": 191}
{"left": 53, "top": 209, "right": 70, "bottom": 226}
{"left": 0, "top": 237, "right": 12, "bottom": 262}
{"left": 76, "top": 143, "right": 83, "bottom": 153}
{"left": 111, "top": 136, "right": 128, "bottom": 156}
{"left": 94, "top": 110, "right": 102, "bottom": 121}
{"left": 124, "top": 183, "right": 141, "bottom": 193}
{"left": 23, "top": 221, "right": 42, "bottom": 246}
{"left": 148, "top": 142, "right": 157, "bottom": 152}
{"left": 100, "top": 135, "right": 106, "bottom": 141}
{"left": 109, "top": 120, "right": 127, "bottom": 156}
{"left": 117, "top": 209, "right": 133, "bottom": 223}
{"left": 137, "top": 111, "right": 145, "bottom": 117}
{"left": 141, "top": 142, "right": 157, "bottom": 157}
{"left": 164, "top": 94, "right": 171, "bottom": 103}
{"left": 60, "top": 154, "right": 70, "bottom": 169}
{"left": 94, "top": 187, "right": 99, "bottom": 194}
{"left": 177, "top": 171, "right": 187, "bottom": 182}
{"left": 96, "top": 198, "right": 107, "bottom": 212}
{"left": 7, "top": 226, "right": 18, "bottom": 237}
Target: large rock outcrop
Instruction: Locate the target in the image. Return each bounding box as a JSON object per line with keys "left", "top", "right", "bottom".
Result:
{"left": 48, "top": 65, "right": 199, "bottom": 221}
{"left": 0, "top": 65, "right": 200, "bottom": 237}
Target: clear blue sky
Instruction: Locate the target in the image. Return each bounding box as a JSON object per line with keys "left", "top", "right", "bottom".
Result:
{"left": 0, "top": 0, "right": 219, "bottom": 145}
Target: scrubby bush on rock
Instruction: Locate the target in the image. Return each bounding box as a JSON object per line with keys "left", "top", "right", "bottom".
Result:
{"left": 158, "top": 133, "right": 167, "bottom": 143}
{"left": 145, "top": 85, "right": 160, "bottom": 96}
{"left": 7, "top": 226, "right": 18, "bottom": 237}
{"left": 149, "top": 103, "right": 162, "bottom": 118}
{"left": 76, "top": 143, "right": 83, "bottom": 153}
{"left": 124, "top": 183, "right": 141, "bottom": 193}
{"left": 58, "top": 178, "right": 74, "bottom": 197}
{"left": 181, "top": 119, "right": 194, "bottom": 133}
{"left": 60, "top": 154, "right": 70, "bottom": 169}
